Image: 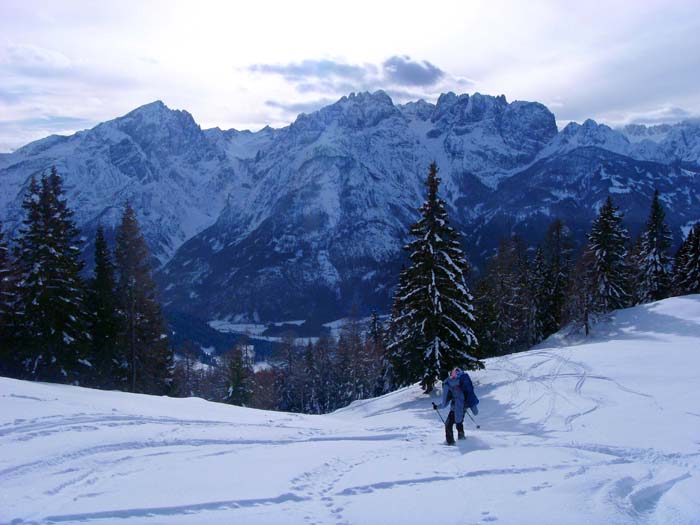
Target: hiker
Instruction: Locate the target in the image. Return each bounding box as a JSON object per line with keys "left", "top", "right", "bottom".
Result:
{"left": 432, "top": 367, "right": 479, "bottom": 445}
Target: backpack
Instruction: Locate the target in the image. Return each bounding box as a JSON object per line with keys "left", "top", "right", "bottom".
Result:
{"left": 459, "top": 371, "right": 479, "bottom": 409}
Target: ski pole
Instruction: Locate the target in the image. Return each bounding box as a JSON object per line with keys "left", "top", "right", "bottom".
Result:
{"left": 466, "top": 408, "right": 480, "bottom": 429}
{"left": 432, "top": 402, "right": 445, "bottom": 424}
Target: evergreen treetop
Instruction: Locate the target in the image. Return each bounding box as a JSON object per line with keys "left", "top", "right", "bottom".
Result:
{"left": 388, "top": 162, "right": 481, "bottom": 393}
{"left": 637, "top": 190, "right": 673, "bottom": 303}
{"left": 586, "top": 196, "right": 631, "bottom": 313}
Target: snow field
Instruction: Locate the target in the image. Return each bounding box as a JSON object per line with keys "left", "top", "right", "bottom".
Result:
{"left": 1, "top": 296, "right": 700, "bottom": 524}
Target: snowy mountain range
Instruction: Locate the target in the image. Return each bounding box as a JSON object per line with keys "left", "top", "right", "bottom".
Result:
{"left": 2, "top": 295, "right": 699, "bottom": 524}
{"left": 1, "top": 92, "right": 700, "bottom": 323}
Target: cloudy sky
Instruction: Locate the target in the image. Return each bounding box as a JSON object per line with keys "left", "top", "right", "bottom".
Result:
{"left": 1, "top": 0, "right": 699, "bottom": 152}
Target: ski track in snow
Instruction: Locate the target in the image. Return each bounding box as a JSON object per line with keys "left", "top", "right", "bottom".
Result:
{"left": 2, "top": 297, "right": 700, "bottom": 524}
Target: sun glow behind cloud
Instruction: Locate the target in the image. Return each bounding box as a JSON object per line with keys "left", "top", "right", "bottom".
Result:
{"left": 0, "top": 0, "right": 698, "bottom": 152}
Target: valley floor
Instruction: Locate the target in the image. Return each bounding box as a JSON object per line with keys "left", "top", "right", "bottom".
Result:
{"left": 2, "top": 296, "right": 700, "bottom": 525}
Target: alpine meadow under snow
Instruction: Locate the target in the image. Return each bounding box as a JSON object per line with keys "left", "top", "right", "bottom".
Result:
{"left": 1, "top": 295, "right": 699, "bottom": 525}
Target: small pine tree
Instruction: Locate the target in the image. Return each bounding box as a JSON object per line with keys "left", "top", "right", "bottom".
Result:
{"left": 86, "top": 225, "right": 125, "bottom": 388}
{"left": 115, "top": 203, "right": 172, "bottom": 394}
{"left": 526, "top": 247, "right": 548, "bottom": 346}
{"left": 366, "top": 310, "right": 390, "bottom": 396}
{"left": 172, "top": 339, "right": 199, "bottom": 397}
{"left": 301, "top": 341, "right": 320, "bottom": 414}
{"left": 14, "top": 169, "right": 89, "bottom": 381}
{"left": 386, "top": 267, "right": 412, "bottom": 387}
{"left": 273, "top": 334, "right": 305, "bottom": 412}
{"left": 387, "top": 163, "right": 481, "bottom": 393}
{"left": 586, "top": 196, "right": 631, "bottom": 314}
{"left": 221, "top": 344, "right": 254, "bottom": 406}
{"left": 636, "top": 190, "right": 673, "bottom": 303}
{"left": 0, "top": 221, "right": 11, "bottom": 317}
{"left": 542, "top": 219, "right": 574, "bottom": 336}
{"left": 678, "top": 224, "right": 700, "bottom": 294}
{"left": 474, "top": 237, "right": 527, "bottom": 355}
{"left": 671, "top": 229, "right": 692, "bottom": 295}
{"left": 567, "top": 249, "right": 596, "bottom": 336}
{"left": 0, "top": 221, "right": 16, "bottom": 376}
{"left": 368, "top": 310, "right": 384, "bottom": 348}
{"left": 472, "top": 276, "right": 499, "bottom": 358}
{"left": 314, "top": 334, "right": 337, "bottom": 413}
{"left": 336, "top": 317, "right": 366, "bottom": 403}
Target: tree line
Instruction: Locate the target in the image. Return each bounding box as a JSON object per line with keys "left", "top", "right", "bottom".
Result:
{"left": 172, "top": 312, "right": 390, "bottom": 413}
{"left": 1, "top": 165, "right": 699, "bottom": 413}
{"left": 473, "top": 191, "right": 700, "bottom": 356}
{"left": 0, "top": 168, "right": 172, "bottom": 394}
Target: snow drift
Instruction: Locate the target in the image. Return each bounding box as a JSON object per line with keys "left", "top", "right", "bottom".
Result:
{"left": 1, "top": 295, "right": 699, "bottom": 524}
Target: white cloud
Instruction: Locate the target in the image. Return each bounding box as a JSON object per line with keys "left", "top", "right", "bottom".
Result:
{"left": 0, "top": 0, "right": 698, "bottom": 151}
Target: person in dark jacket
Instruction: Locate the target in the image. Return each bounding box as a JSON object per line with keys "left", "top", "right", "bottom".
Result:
{"left": 432, "top": 367, "right": 478, "bottom": 445}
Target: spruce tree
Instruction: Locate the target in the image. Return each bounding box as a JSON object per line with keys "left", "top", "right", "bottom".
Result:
{"left": 627, "top": 236, "right": 644, "bottom": 305}
{"left": 336, "top": 318, "right": 365, "bottom": 403}
{"left": 679, "top": 224, "right": 700, "bottom": 294}
{"left": 366, "top": 310, "right": 390, "bottom": 396}
{"left": 221, "top": 345, "right": 254, "bottom": 406}
{"left": 313, "top": 334, "right": 336, "bottom": 413}
{"left": 14, "top": 170, "right": 88, "bottom": 381}
{"left": 472, "top": 276, "right": 499, "bottom": 358}
{"left": 636, "top": 190, "right": 672, "bottom": 303}
{"left": 586, "top": 196, "right": 631, "bottom": 314}
{"left": 368, "top": 310, "right": 384, "bottom": 348}
{"left": 568, "top": 249, "right": 596, "bottom": 336}
{"left": 115, "top": 203, "right": 172, "bottom": 394}
{"left": 386, "top": 266, "right": 410, "bottom": 387}
{"left": 387, "top": 163, "right": 481, "bottom": 393}
{"left": 474, "top": 237, "right": 526, "bottom": 356}
{"left": 87, "top": 225, "right": 125, "bottom": 388}
{"left": 274, "top": 334, "right": 303, "bottom": 412}
{"left": 302, "top": 341, "right": 320, "bottom": 414}
{"left": 0, "top": 221, "right": 11, "bottom": 316}
{"left": 526, "top": 247, "right": 548, "bottom": 346}
{"left": 542, "top": 219, "right": 574, "bottom": 336}
{"left": 0, "top": 221, "right": 16, "bottom": 376}
{"left": 671, "top": 229, "right": 693, "bottom": 295}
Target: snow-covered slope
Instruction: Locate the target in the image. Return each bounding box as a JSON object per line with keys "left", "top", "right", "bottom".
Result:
{"left": 2, "top": 295, "right": 699, "bottom": 524}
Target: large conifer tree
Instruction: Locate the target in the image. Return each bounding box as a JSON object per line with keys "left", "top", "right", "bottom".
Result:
{"left": 115, "top": 203, "right": 172, "bottom": 394}
{"left": 586, "top": 196, "right": 631, "bottom": 314}
{"left": 388, "top": 163, "right": 481, "bottom": 393}
{"left": 14, "top": 169, "right": 88, "bottom": 381}
{"left": 636, "top": 190, "right": 672, "bottom": 303}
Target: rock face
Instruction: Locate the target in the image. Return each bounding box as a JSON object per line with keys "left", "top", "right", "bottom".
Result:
{"left": 1, "top": 93, "right": 699, "bottom": 323}
{"left": 0, "top": 101, "right": 256, "bottom": 264}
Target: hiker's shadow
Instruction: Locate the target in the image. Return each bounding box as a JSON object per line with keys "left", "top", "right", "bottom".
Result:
{"left": 418, "top": 381, "right": 548, "bottom": 439}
